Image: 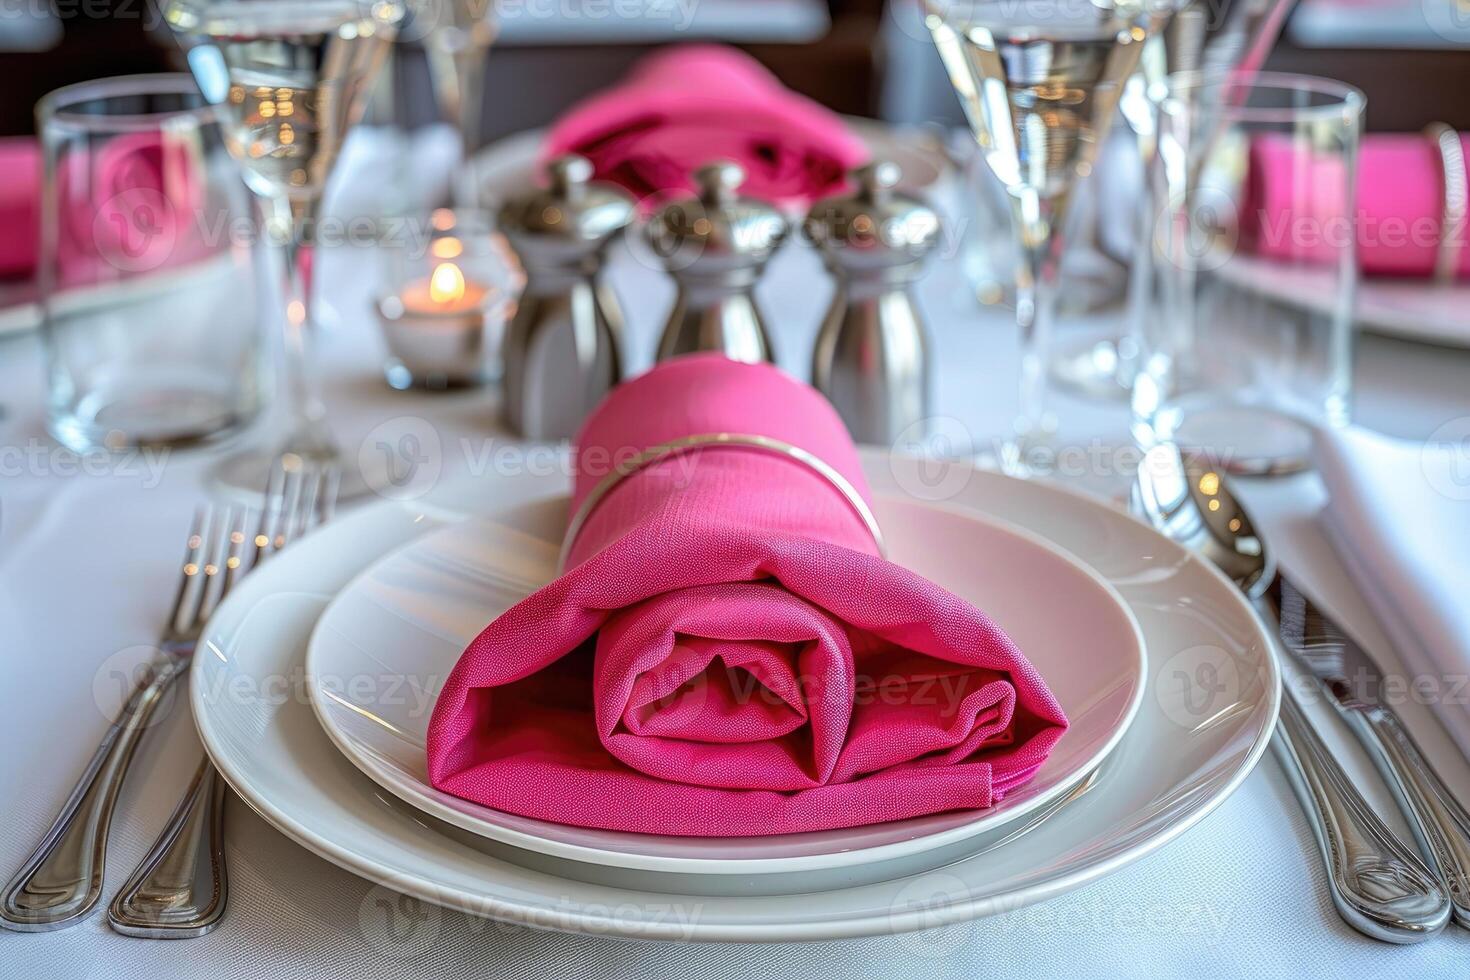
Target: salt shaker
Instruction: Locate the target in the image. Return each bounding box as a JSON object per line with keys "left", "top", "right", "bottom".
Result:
{"left": 805, "top": 161, "right": 941, "bottom": 445}
{"left": 496, "top": 155, "right": 635, "bottom": 441}
{"left": 646, "top": 161, "right": 789, "bottom": 364}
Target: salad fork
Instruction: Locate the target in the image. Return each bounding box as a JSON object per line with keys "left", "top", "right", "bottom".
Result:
{"left": 0, "top": 462, "right": 335, "bottom": 933}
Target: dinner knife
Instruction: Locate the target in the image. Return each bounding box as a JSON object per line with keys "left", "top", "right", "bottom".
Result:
{"left": 1273, "top": 573, "right": 1470, "bottom": 928}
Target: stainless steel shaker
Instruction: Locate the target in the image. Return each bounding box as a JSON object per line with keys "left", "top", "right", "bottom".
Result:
{"left": 805, "top": 162, "right": 941, "bottom": 445}
{"left": 646, "top": 161, "right": 789, "bottom": 364}
{"left": 497, "top": 155, "right": 635, "bottom": 441}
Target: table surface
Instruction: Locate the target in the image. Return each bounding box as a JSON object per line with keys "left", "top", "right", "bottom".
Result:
{"left": 4, "top": 146, "right": 1470, "bottom": 978}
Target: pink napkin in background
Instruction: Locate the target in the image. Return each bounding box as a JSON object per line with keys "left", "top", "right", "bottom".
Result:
{"left": 1240, "top": 131, "right": 1470, "bottom": 279}
{"left": 0, "top": 138, "right": 41, "bottom": 279}
{"left": 427, "top": 354, "right": 1067, "bottom": 837}
{"left": 540, "top": 45, "right": 869, "bottom": 209}
{"left": 0, "top": 133, "right": 206, "bottom": 286}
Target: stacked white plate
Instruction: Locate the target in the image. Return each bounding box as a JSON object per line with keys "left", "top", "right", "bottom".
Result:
{"left": 191, "top": 451, "right": 1279, "bottom": 941}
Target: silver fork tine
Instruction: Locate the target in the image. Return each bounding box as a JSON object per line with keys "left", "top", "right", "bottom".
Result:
{"left": 191, "top": 507, "right": 233, "bottom": 630}
{"left": 272, "top": 464, "right": 306, "bottom": 554}
{"left": 164, "top": 510, "right": 208, "bottom": 638}
{"left": 295, "top": 466, "right": 323, "bottom": 541}
{"left": 319, "top": 467, "right": 341, "bottom": 524}
{"left": 198, "top": 508, "right": 246, "bottom": 627}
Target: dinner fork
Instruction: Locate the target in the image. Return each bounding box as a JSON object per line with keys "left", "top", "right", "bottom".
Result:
{"left": 0, "top": 463, "right": 336, "bottom": 933}
{"left": 106, "top": 462, "right": 337, "bottom": 939}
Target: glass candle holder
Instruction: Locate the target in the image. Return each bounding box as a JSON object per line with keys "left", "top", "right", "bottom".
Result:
{"left": 375, "top": 207, "right": 521, "bottom": 390}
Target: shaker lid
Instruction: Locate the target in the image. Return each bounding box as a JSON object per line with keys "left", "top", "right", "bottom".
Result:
{"left": 645, "top": 161, "right": 789, "bottom": 271}
{"left": 803, "top": 161, "right": 941, "bottom": 269}
{"left": 497, "top": 154, "right": 636, "bottom": 244}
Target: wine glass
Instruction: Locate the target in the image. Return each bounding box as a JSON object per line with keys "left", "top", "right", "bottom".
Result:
{"left": 925, "top": 0, "right": 1157, "bottom": 474}
{"left": 1051, "top": 0, "right": 1297, "bottom": 400}
{"left": 162, "top": 0, "right": 403, "bottom": 496}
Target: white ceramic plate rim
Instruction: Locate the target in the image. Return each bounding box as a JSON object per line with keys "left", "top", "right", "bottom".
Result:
{"left": 303, "top": 495, "right": 1148, "bottom": 875}
{"left": 192, "top": 460, "right": 1281, "bottom": 942}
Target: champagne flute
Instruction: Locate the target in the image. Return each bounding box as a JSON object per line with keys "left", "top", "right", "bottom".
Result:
{"left": 925, "top": 0, "right": 1156, "bottom": 474}
{"left": 163, "top": 0, "right": 402, "bottom": 495}
{"left": 1054, "top": 0, "right": 1296, "bottom": 400}
{"left": 410, "top": 0, "right": 497, "bottom": 196}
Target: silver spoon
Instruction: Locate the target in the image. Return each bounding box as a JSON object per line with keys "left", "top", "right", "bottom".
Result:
{"left": 1133, "top": 444, "right": 1450, "bottom": 943}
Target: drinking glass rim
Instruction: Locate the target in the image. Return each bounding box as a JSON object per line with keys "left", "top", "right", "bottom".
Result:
{"left": 36, "top": 73, "right": 218, "bottom": 135}
{"left": 1161, "top": 71, "right": 1366, "bottom": 126}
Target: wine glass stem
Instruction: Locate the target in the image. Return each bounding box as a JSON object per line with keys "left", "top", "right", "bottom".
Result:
{"left": 266, "top": 195, "right": 334, "bottom": 457}
{"left": 1008, "top": 189, "right": 1064, "bottom": 449}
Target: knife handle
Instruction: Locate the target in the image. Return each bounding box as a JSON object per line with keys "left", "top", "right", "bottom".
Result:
{"left": 1343, "top": 705, "right": 1470, "bottom": 928}
{"left": 1273, "top": 686, "right": 1450, "bottom": 942}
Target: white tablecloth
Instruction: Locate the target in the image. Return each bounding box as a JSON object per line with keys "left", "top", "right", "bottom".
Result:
{"left": 4, "top": 194, "right": 1470, "bottom": 978}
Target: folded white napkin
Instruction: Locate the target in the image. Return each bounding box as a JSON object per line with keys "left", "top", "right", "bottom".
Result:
{"left": 1315, "top": 425, "right": 1470, "bottom": 753}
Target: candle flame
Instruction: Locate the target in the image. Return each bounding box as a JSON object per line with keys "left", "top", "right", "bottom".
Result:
{"left": 429, "top": 262, "right": 466, "bottom": 304}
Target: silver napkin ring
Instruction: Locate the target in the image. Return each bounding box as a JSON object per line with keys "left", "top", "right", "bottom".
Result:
{"left": 559, "top": 432, "right": 885, "bottom": 571}
{"left": 1426, "top": 122, "right": 1467, "bottom": 284}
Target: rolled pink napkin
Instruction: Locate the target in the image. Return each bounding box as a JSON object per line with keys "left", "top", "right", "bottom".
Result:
{"left": 426, "top": 354, "right": 1067, "bottom": 837}
{"left": 1241, "top": 131, "right": 1470, "bottom": 279}
{"left": 540, "top": 45, "right": 869, "bottom": 209}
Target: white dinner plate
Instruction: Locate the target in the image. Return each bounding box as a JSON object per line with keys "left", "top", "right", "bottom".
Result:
{"left": 191, "top": 453, "right": 1278, "bottom": 941}
{"left": 304, "top": 494, "right": 1146, "bottom": 882}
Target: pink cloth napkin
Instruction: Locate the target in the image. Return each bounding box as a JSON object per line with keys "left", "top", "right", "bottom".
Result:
{"left": 1, "top": 133, "right": 206, "bottom": 286}
{"left": 540, "top": 45, "right": 868, "bottom": 209}
{"left": 0, "top": 138, "right": 41, "bottom": 279}
{"left": 1241, "top": 131, "right": 1470, "bottom": 279}
{"left": 426, "top": 354, "right": 1068, "bottom": 837}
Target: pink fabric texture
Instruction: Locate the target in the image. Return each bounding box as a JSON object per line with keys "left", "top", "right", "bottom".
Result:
{"left": 1241, "top": 131, "right": 1470, "bottom": 279}
{"left": 0, "top": 138, "right": 41, "bottom": 278}
{"left": 539, "top": 45, "right": 868, "bottom": 210}
{"left": 426, "top": 354, "right": 1068, "bottom": 837}
{"left": 2, "top": 132, "right": 208, "bottom": 286}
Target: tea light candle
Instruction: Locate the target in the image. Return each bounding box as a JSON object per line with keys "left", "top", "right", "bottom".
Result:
{"left": 377, "top": 258, "right": 492, "bottom": 390}
{"left": 401, "top": 260, "right": 488, "bottom": 317}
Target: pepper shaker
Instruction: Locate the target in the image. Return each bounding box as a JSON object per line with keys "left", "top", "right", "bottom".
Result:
{"left": 646, "top": 161, "right": 789, "bottom": 364}
{"left": 497, "top": 155, "right": 635, "bottom": 441}
{"left": 805, "top": 161, "right": 941, "bottom": 445}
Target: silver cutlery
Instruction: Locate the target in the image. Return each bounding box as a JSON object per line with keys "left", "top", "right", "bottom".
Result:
{"left": 1134, "top": 444, "right": 1452, "bottom": 943}
{"left": 0, "top": 462, "right": 334, "bottom": 933}
{"left": 1274, "top": 575, "right": 1470, "bottom": 929}
{"left": 108, "top": 462, "right": 337, "bottom": 939}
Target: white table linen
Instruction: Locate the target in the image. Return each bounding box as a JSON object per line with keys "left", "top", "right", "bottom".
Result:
{"left": 1315, "top": 426, "right": 1470, "bottom": 758}
{"left": 4, "top": 166, "right": 1470, "bottom": 977}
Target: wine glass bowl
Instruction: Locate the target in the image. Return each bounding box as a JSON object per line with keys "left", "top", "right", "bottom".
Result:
{"left": 925, "top": 0, "right": 1155, "bottom": 472}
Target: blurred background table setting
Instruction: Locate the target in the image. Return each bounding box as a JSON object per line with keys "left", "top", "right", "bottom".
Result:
{"left": 3, "top": 0, "right": 1470, "bottom": 977}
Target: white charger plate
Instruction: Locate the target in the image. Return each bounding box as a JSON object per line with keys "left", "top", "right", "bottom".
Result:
{"left": 304, "top": 493, "right": 1146, "bottom": 881}
{"left": 191, "top": 454, "right": 1279, "bottom": 941}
